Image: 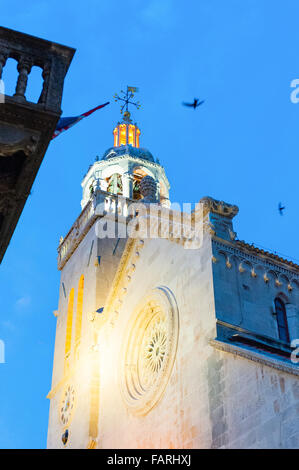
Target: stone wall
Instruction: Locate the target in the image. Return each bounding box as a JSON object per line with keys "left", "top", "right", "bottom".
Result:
{"left": 47, "top": 221, "right": 128, "bottom": 449}
{"left": 206, "top": 348, "right": 299, "bottom": 448}
{"left": 97, "top": 234, "right": 216, "bottom": 448}
{"left": 212, "top": 239, "right": 299, "bottom": 341}
{"left": 47, "top": 212, "right": 299, "bottom": 449}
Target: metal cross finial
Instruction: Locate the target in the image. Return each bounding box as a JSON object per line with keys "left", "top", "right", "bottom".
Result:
{"left": 113, "top": 86, "right": 141, "bottom": 118}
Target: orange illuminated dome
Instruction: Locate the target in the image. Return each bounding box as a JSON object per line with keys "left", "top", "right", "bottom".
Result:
{"left": 113, "top": 111, "right": 141, "bottom": 147}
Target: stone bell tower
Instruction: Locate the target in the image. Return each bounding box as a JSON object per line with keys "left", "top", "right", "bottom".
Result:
{"left": 47, "top": 110, "right": 171, "bottom": 448}
{"left": 48, "top": 79, "right": 299, "bottom": 449}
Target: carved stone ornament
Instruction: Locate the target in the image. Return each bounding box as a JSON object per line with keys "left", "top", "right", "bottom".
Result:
{"left": 119, "top": 287, "right": 179, "bottom": 416}
{"left": 140, "top": 175, "right": 157, "bottom": 202}
{"left": 200, "top": 196, "right": 239, "bottom": 219}
{"left": 0, "top": 124, "right": 39, "bottom": 157}
{"left": 251, "top": 268, "right": 257, "bottom": 278}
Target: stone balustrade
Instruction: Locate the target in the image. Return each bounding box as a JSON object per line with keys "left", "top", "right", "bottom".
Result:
{"left": 57, "top": 190, "right": 206, "bottom": 270}
{"left": 0, "top": 26, "right": 75, "bottom": 111}
{"left": 58, "top": 191, "right": 137, "bottom": 270}
{"left": 0, "top": 26, "right": 75, "bottom": 263}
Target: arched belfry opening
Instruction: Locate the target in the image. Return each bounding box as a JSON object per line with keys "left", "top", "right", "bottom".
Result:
{"left": 132, "top": 167, "right": 148, "bottom": 200}
{"left": 106, "top": 173, "right": 123, "bottom": 195}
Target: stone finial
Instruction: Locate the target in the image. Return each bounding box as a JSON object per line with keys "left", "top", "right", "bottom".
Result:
{"left": 199, "top": 196, "right": 239, "bottom": 219}
{"left": 140, "top": 175, "right": 157, "bottom": 202}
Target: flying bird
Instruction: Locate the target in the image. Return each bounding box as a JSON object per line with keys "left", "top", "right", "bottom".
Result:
{"left": 278, "top": 202, "right": 285, "bottom": 216}
{"left": 182, "top": 98, "right": 205, "bottom": 109}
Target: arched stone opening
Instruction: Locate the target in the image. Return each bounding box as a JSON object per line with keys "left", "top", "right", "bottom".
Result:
{"left": 106, "top": 173, "right": 123, "bottom": 195}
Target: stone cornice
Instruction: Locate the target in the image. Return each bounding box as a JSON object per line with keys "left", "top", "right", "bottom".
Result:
{"left": 235, "top": 240, "right": 299, "bottom": 271}
{"left": 212, "top": 237, "right": 299, "bottom": 277}
{"left": 210, "top": 339, "right": 299, "bottom": 377}
{"left": 82, "top": 154, "right": 169, "bottom": 189}
{"left": 0, "top": 26, "right": 75, "bottom": 65}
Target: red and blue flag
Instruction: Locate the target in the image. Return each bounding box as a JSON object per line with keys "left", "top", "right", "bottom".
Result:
{"left": 52, "top": 102, "right": 110, "bottom": 139}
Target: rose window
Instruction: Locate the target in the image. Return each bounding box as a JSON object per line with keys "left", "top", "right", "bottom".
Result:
{"left": 120, "top": 287, "right": 179, "bottom": 415}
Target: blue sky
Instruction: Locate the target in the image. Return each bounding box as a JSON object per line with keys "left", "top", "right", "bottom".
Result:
{"left": 0, "top": 0, "right": 299, "bottom": 448}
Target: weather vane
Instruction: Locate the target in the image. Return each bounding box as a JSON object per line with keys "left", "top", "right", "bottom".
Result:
{"left": 113, "top": 86, "right": 141, "bottom": 120}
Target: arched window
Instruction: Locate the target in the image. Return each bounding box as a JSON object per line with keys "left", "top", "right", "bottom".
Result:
{"left": 64, "top": 288, "right": 74, "bottom": 372}
{"left": 74, "top": 275, "right": 84, "bottom": 358}
{"left": 274, "top": 297, "right": 290, "bottom": 343}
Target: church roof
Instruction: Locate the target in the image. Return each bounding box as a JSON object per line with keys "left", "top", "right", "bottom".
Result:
{"left": 102, "top": 144, "right": 155, "bottom": 163}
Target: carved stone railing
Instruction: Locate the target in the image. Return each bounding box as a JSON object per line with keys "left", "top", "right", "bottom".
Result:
{"left": 57, "top": 191, "right": 207, "bottom": 270}
{"left": 58, "top": 191, "right": 136, "bottom": 270}
{"left": 0, "top": 27, "right": 75, "bottom": 263}
{"left": 0, "top": 26, "right": 75, "bottom": 111}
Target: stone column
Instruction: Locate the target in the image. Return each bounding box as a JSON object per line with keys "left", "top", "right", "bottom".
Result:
{"left": 14, "top": 57, "right": 32, "bottom": 99}
{"left": 102, "top": 179, "right": 108, "bottom": 191}
{"left": 0, "top": 52, "right": 8, "bottom": 80}
{"left": 122, "top": 172, "right": 133, "bottom": 199}
{"left": 38, "top": 61, "right": 51, "bottom": 104}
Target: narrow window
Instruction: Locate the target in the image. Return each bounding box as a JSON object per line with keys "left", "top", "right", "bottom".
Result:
{"left": 274, "top": 297, "right": 290, "bottom": 343}
{"left": 74, "top": 275, "right": 84, "bottom": 357}
{"left": 64, "top": 288, "right": 74, "bottom": 371}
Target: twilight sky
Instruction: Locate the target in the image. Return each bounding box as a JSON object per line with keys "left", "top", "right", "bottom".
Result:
{"left": 0, "top": 0, "right": 299, "bottom": 448}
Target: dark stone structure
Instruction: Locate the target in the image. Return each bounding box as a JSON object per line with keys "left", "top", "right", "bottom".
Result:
{"left": 0, "top": 26, "right": 75, "bottom": 262}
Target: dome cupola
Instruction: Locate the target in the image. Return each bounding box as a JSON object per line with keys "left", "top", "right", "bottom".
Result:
{"left": 81, "top": 87, "right": 170, "bottom": 209}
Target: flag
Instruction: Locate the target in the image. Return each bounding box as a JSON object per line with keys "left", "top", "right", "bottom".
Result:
{"left": 127, "top": 86, "right": 139, "bottom": 93}
{"left": 52, "top": 102, "right": 110, "bottom": 139}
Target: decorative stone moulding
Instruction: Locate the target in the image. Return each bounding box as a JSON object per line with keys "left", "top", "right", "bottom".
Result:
{"left": 236, "top": 240, "right": 299, "bottom": 271}
{"left": 119, "top": 286, "right": 179, "bottom": 416}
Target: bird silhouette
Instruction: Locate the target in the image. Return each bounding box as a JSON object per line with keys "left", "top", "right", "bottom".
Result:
{"left": 278, "top": 202, "right": 285, "bottom": 216}
{"left": 182, "top": 98, "right": 205, "bottom": 109}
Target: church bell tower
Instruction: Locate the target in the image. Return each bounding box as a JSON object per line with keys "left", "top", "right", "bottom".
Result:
{"left": 47, "top": 88, "right": 299, "bottom": 450}
{"left": 47, "top": 94, "right": 171, "bottom": 448}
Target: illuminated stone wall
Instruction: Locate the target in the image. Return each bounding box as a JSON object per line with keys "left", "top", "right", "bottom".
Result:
{"left": 47, "top": 196, "right": 299, "bottom": 449}
{"left": 47, "top": 222, "right": 128, "bottom": 449}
